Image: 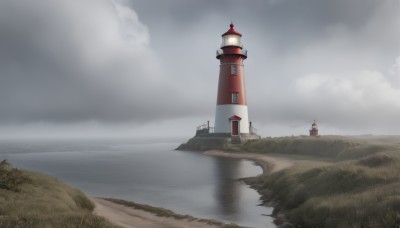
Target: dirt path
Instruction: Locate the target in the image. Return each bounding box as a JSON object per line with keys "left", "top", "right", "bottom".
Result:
{"left": 92, "top": 197, "right": 219, "bottom": 228}
{"left": 204, "top": 150, "right": 294, "bottom": 175}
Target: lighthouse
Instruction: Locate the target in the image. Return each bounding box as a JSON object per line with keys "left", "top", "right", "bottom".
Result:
{"left": 178, "top": 23, "right": 259, "bottom": 149}
{"left": 214, "top": 23, "right": 250, "bottom": 137}
{"left": 309, "top": 120, "right": 319, "bottom": 136}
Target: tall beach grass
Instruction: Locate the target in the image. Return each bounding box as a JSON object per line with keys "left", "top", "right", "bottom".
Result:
{"left": 0, "top": 160, "right": 117, "bottom": 228}
{"left": 242, "top": 136, "right": 400, "bottom": 227}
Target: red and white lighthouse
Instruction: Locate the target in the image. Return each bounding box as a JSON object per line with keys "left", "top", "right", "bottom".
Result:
{"left": 214, "top": 23, "right": 250, "bottom": 136}
{"left": 309, "top": 120, "right": 319, "bottom": 136}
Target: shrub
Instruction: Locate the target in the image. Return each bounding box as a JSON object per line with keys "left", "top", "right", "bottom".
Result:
{"left": 0, "top": 160, "right": 30, "bottom": 192}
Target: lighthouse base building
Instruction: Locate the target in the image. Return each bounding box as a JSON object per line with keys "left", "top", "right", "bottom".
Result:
{"left": 193, "top": 122, "right": 260, "bottom": 144}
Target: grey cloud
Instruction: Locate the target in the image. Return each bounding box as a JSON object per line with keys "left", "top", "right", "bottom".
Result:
{"left": 0, "top": 0, "right": 399, "bottom": 136}
{"left": 0, "top": 0, "right": 207, "bottom": 125}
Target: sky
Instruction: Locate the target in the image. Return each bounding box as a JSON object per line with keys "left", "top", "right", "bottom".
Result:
{"left": 0, "top": 0, "right": 399, "bottom": 139}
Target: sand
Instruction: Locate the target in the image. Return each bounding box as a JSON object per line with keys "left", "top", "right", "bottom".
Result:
{"left": 92, "top": 197, "right": 219, "bottom": 228}
{"left": 92, "top": 151, "right": 293, "bottom": 227}
{"left": 204, "top": 150, "right": 293, "bottom": 175}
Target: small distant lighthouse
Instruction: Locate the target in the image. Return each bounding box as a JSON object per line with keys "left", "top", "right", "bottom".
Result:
{"left": 309, "top": 120, "right": 319, "bottom": 136}
{"left": 214, "top": 23, "right": 250, "bottom": 137}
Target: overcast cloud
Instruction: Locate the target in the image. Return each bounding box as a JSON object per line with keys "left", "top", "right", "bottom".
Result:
{"left": 0, "top": 0, "right": 399, "bottom": 138}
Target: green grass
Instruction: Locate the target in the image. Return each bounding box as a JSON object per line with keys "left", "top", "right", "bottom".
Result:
{"left": 240, "top": 135, "right": 398, "bottom": 160}
{"left": 0, "top": 160, "right": 117, "bottom": 228}
{"left": 243, "top": 138, "right": 400, "bottom": 227}
{"left": 178, "top": 135, "right": 400, "bottom": 226}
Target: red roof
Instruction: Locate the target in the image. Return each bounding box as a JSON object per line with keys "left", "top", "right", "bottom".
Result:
{"left": 229, "top": 115, "right": 242, "bottom": 121}
{"left": 222, "top": 23, "right": 242, "bottom": 37}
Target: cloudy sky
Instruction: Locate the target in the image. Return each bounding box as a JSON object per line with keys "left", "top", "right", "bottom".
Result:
{"left": 0, "top": 0, "right": 399, "bottom": 138}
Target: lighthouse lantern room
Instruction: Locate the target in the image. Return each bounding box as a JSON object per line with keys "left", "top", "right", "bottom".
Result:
{"left": 214, "top": 23, "right": 250, "bottom": 136}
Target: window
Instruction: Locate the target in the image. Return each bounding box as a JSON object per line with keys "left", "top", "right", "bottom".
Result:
{"left": 232, "top": 92, "right": 238, "bottom": 104}
{"left": 231, "top": 64, "right": 237, "bottom": 75}
{"left": 222, "top": 34, "right": 241, "bottom": 47}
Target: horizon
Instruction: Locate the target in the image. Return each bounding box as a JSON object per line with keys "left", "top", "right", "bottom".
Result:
{"left": 1, "top": 0, "right": 399, "bottom": 138}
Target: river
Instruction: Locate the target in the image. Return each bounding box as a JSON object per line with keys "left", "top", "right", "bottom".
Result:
{"left": 0, "top": 138, "right": 275, "bottom": 228}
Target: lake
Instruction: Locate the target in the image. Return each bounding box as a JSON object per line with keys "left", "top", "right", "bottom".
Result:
{"left": 0, "top": 138, "right": 275, "bottom": 228}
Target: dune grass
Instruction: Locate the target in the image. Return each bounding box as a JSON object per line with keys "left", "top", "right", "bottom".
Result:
{"left": 178, "top": 135, "right": 400, "bottom": 226}
{"left": 241, "top": 136, "right": 400, "bottom": 227}
{"left": 0, "top": 160, "right": 117, "bottom": 228}
{"left": 240, "top": 135, "right": 398, "bottom": 160}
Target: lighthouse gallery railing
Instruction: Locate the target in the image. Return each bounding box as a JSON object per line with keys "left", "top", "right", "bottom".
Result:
{"left": 196, "top": 122, "right": 257, "bottom": 135}
{"left": 216, "top": 49, "right": 247, "bottom": 58}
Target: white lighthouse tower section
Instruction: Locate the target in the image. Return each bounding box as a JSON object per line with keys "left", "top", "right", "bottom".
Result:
{"left": 214, "top": 105, "right": 249, "bottom": 134}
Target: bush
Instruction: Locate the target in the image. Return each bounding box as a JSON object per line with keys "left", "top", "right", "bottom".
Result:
{"left": 0, "top": 160, "right": 30, "bottom": 192}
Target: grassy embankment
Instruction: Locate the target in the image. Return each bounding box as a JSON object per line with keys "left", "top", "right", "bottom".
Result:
{"left": 0, "top": 160, "right": 117, "bottom": 228}
{"left": 238, "top": 136, "right": 400, "bottom": 227}
{"left": 0, "top": 160, "right": 243, "bottom": 228}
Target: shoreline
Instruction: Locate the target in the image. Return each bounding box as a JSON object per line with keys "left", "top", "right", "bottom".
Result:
{"left": 203, "top": 150, "right": 293, "bottom": 176}
{"left": 92, "top": 197, "right": 227, "bottom": 228}
{"left": 204, "top": 150, "right": 294, "bottom": 227}
{"left": 92, "top": 150, "right": 294, "bottom": 228}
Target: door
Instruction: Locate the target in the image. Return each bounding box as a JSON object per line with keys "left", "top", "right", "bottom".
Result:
{"left": 232, "top": 121, "right": 239, "bottom": 135}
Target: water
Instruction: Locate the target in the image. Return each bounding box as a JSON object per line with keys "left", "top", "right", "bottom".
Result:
{"left": 0, "top": 138, "right": 275, "bottom": 228}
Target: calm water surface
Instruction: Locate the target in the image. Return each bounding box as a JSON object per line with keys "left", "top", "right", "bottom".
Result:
{"left": 0, "top": 138, "right": 275, "bottom": 228}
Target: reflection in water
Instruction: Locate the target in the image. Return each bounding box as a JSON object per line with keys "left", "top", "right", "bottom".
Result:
{"left": 0, "top": 139, "right": 274, "bottom": 228}
{"left": 214, "top": 158, "right": 241, "bottom": 216}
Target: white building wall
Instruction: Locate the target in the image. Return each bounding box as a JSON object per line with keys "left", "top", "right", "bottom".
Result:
{"left": 214, "top": 104, "right": 249, "bottom": 134}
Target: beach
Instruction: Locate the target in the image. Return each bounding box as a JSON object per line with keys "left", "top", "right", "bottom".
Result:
{"left": 92, "top": 197, "right": 220, "bottom": 228}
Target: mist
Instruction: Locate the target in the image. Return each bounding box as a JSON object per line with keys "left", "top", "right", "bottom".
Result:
{"left": 1, "top": 0, "right": 399, "bottom": 138}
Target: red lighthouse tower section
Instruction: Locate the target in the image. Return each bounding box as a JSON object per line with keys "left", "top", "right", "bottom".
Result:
{"left": 214, "top": 23, "right": 250, "bottom": 135}
{"left": 309, "top": 120, "right": 319, "bottom": 136}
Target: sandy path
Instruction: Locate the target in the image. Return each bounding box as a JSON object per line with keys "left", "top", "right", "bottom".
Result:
{"left": 204, "top": 150, "right": 293, "bottom": 175}
{"left": 92, "top": 197, "right": 219, "bottom": 228}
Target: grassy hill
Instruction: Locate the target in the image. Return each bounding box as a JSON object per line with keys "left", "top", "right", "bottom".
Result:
{"left": 240, "top": 135, "right": 399, "bottom": 160}
{"left": 241, "top": 136, "right": 400, "bottom": 227}
{"left": 0, "top": 160, "right": 117, "bottom": 228}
